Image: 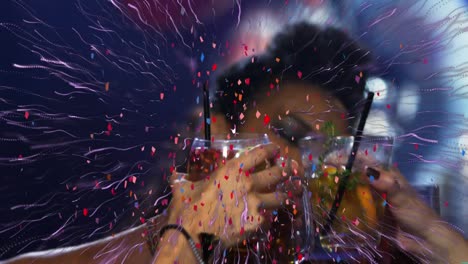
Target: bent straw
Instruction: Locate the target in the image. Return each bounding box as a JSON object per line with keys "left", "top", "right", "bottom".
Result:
{"left": 322, "top": 92, "right": 374, "bottom": 234}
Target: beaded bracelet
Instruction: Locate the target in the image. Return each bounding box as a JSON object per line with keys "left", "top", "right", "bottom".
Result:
{"left": 159, "top": 224, "right": 205, "bottom": 264}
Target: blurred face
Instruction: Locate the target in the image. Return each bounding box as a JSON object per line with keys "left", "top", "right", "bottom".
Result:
{"left": 212, "top": 82, "right": 350, "bottom": 164}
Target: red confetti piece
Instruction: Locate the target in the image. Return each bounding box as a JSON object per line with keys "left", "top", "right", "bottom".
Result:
{"left": 365, "top": 149, "right": 368, "bottom": 156}
{"left": 160, "top": 93, "right": 164, "bottom": 100}
{"left": 83, "top": 208, "right": 88, "bottom": 217}
{"left": 308, "top": 154, "right": 313, "bottom": 161}
{"left": 414, "top": 144, "right": 419, "bottom": 150}
{"left": 195, "top": 243, "right": 201, "bottom": 249}
{"left": 230, "top": 191, "right": 234, "bottom": 199}
{"left": 107, "top": 123, "right": 113, "bottom": 131}
{"left": 140, "top": 217, "right": 145, "bottom": 224}
{"left": 193, "top": 205, "right": 197, "bottom": 211}
{"left": 263, "top": 114, "right": 271, "bottom": 126}
{"left": 211, "top": 64, "right": 217, "bottom": 71}
{"left": 297, "top": 71, "right": 303, "bottom": 79}
{"left": 191, "top": 183, "right": 194, "bottom": 190}
{"left": 373, "top": 144, "right": 377, "bottom": 152}
{"left": 240, "top": 227, "right": 245, "bottom": 235}
{"left": 24, "top": 111, "right": 29, "bottom": 119}
{"left": 228, "top": 217, "right": 233, "bottom": 225}
{"left": 200, "top": 202, "right": 205, "bottom": 206}
{"left": 245, "top": 78, "right": 251, "bottom": 85}
{"left": 386, "top": 104, "right": 391, "bottom": 109}
{"left": 224, "top": 175, "right": 229, "bottom": 180}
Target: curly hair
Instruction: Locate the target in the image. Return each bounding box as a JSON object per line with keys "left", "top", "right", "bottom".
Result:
{"left": 215, "top": 22, "right": 373, "bottom": 131}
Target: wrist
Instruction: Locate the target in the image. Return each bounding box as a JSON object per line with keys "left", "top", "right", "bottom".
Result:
{"left": 157, "top": 228, "right": 202, "bottom": 264}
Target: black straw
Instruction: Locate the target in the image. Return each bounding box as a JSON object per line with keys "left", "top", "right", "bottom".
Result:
{"left": 203, "top": 81, "right": 211, "bottom": 141}
{"left": 323, "top": 92, "right": 374, "bottom": 234}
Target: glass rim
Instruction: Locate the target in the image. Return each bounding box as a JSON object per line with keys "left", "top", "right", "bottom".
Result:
{"left": 193, "top": 133, "right": 269, "bottom": 143}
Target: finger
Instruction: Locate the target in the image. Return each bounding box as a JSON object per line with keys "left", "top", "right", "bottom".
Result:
{"left": 250, "top": 165, "right": 283, "bottom": 192}
{"left": 365, "top": 166, "right": 440, "bottom": 239}
{"left": 231, "top": 143, "right": 280, "bottom": 171}
{"left": 256, "top": 192, "right": 288, "bottom": 210}
{"left": 365, "top": 166, "right": 409, "bottom": 198}
{"left": 251, "top": 160, "right": 303, "bottom": 192}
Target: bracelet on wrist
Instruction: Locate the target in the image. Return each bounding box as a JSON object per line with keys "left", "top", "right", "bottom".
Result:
{"left": 159, "top": 224, "right": 205, "bottom": 264}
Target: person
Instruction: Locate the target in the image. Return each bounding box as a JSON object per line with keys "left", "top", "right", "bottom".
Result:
{"left": 2, "top": 22, "right": 467, "bottom": 264}
{"left": 209, "top": 22, "right": 468, "bottom": 263}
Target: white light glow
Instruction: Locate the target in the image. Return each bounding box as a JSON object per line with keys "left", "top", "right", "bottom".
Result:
{"left": 366, "top": 77, "right": 388, "bottom": 100}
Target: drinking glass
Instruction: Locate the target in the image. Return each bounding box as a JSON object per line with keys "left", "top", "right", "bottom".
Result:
{"left": 299, "top": 135, "right": 393, "bottom": 256}
{"left": 187, "top": 134, "right": 314, "bottom": 263}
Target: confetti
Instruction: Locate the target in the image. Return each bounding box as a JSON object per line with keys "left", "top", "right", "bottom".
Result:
{"left": 297, "top": 71, "right": 302, "bottom": 79}
{"left": 244, "top": 78, "right": 250, "bottom": 85}
{"left": 263, "top": 114, "right": 270, "bottom": 126}
{"left": 160, "top": 93, "right": 164, "bottom": 100}
{"left": 24, "top": 111, "right": 29, "bottom": 119}
{"left": 105, "top": 82, "right": 110, "bottom": 92}
{"left": 83, "top": 208, "right": 88, "bottom": 217}
{"left": 211, "top": 64, "right": 217, "bottom": 71}
{"left": 256, "top": 110, "right": 261, "bottom": 119}
{"left": 200, "top": 53, "right": 205, "bottom": 62}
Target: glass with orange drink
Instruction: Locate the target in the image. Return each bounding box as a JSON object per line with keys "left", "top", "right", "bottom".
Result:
{"left": 300, "top": 135, "right": 393, "bottom": 255}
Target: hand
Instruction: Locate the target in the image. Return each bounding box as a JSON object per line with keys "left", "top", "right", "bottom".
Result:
{"left": 365, "top": 166, "right": 468, "bottom": 263}
{"left": 167, "top": 143, "right": 303, "bottom": 248}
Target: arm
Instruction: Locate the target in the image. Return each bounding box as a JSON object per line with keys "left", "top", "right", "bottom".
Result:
{"left": 366, "top": 167, "right": 468, "bottom": 264}
{"left": 2, "top": 214, "right": 169, "bottom": 264}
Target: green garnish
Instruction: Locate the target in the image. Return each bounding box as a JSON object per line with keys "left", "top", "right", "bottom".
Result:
{"left": 315, "top": 121, "right": 360, "bottom": 195}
